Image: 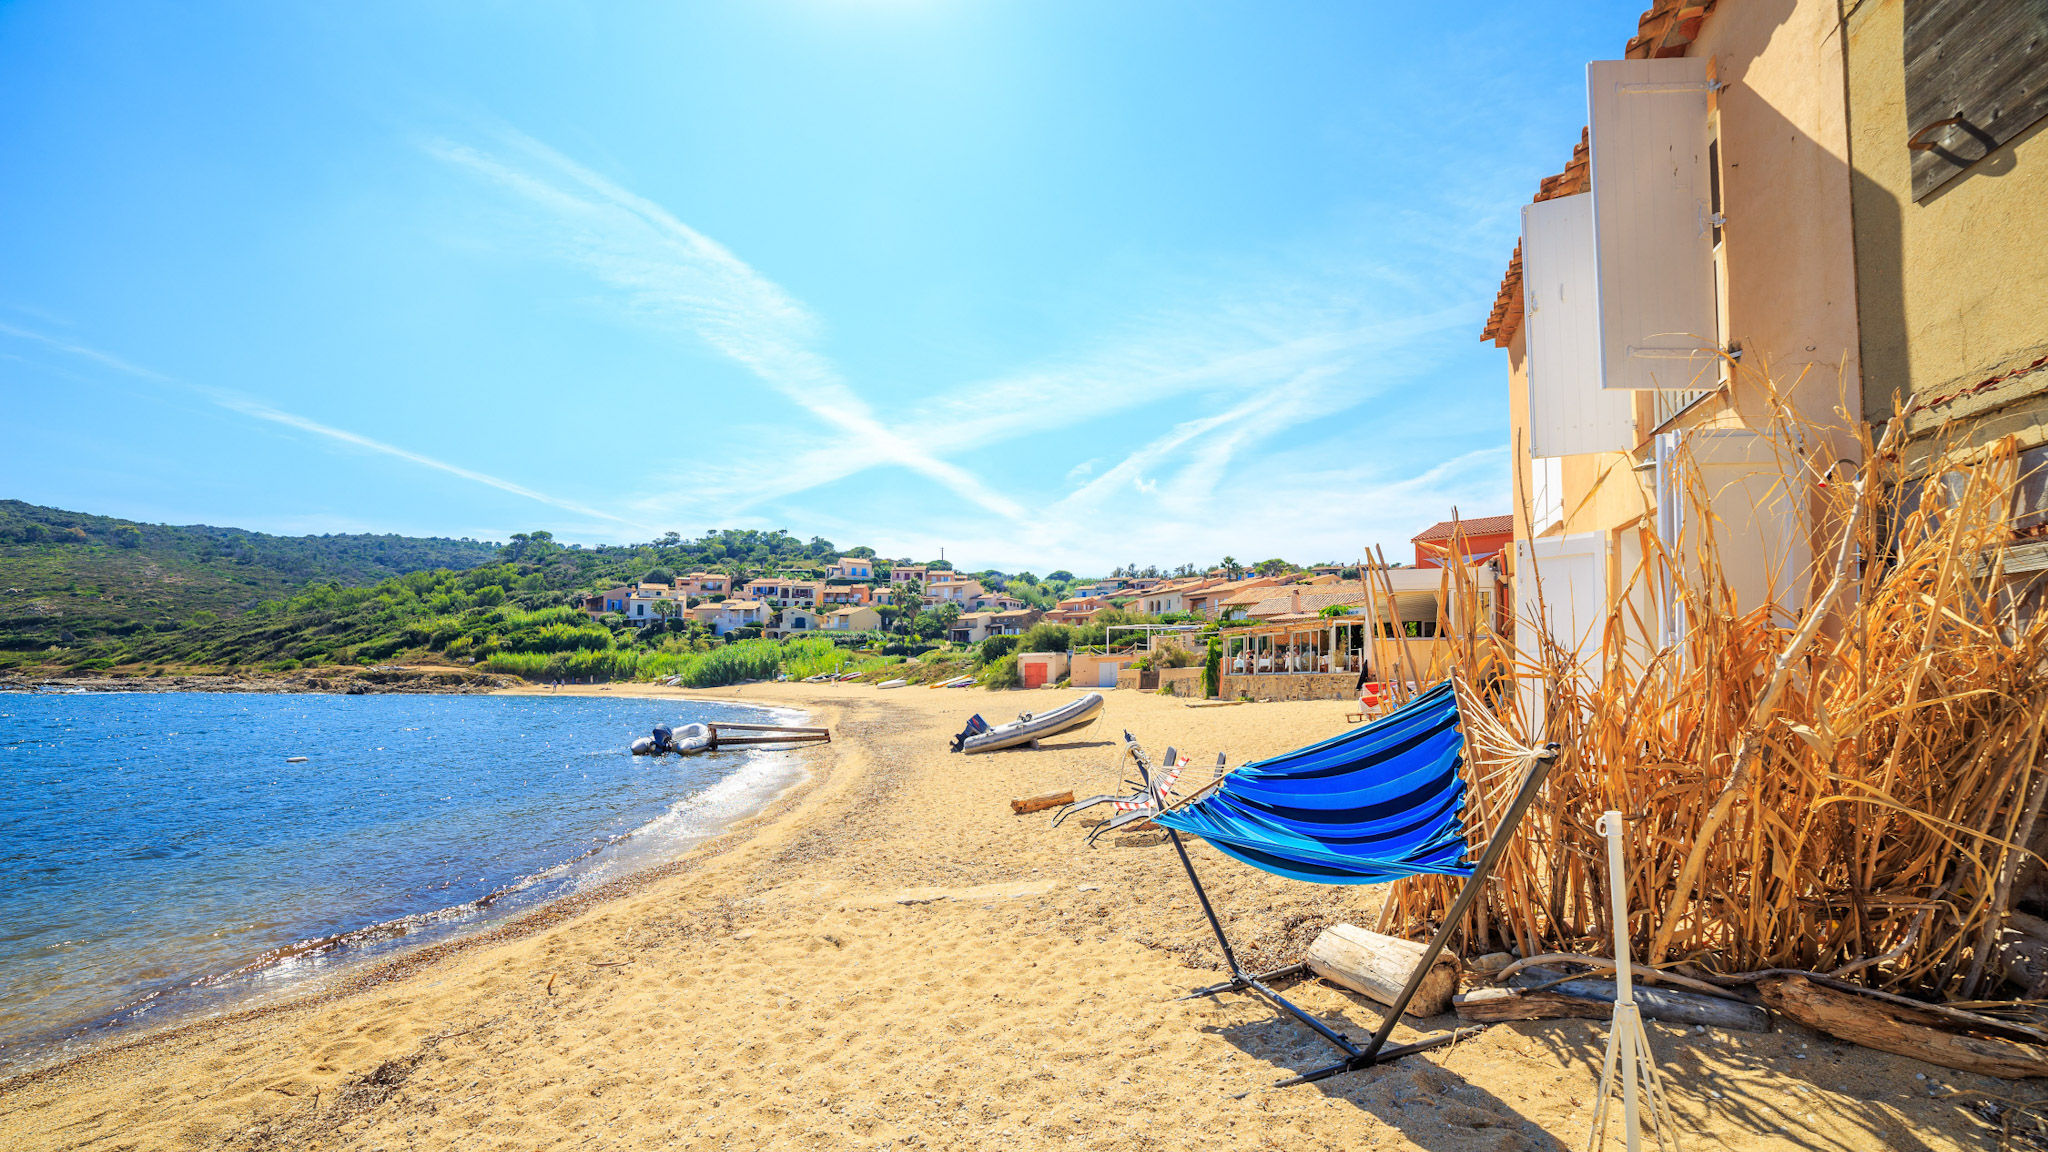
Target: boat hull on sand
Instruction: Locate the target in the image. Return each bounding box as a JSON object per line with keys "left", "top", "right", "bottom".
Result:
{"left": 953, "top": 693, "right": 1105, "bottom": 753}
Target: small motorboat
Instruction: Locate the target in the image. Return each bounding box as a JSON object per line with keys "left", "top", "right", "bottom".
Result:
{"left": 877, "top": 678, "right": 909, "bottom": 689}
{"left": 631, "top": 722, "right": 711, "bottom": 755}
{"left": 951, "top": 693, "right": 1105, "bottom": 754}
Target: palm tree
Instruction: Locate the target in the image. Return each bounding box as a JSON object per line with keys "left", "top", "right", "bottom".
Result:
{"left": 1219, "top": 555, "right": 1244, "bottom": 579}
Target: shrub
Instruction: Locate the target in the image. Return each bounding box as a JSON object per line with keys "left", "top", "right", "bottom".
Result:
{"left": 981, "top": 652, "right": 1022, "bottom": 690}
{"left": 1157, "top": 643, "right": 1199, "bottom": 669}
{"left": 1203, "top": 637, "right": 1221, "bottom": 698}
{"left": 266, "top": 659, "right": 301, "bottom": 672}
{"left": 979, "top": 634, "right": 1018, "bottom": 663}
{"left": 1017, "top": 623, "right": 1073, "bottom": 653}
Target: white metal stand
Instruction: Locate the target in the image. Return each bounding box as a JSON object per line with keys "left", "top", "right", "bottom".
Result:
{"left": 1587, "top": 810, "right": 1680, "bottom": 1152}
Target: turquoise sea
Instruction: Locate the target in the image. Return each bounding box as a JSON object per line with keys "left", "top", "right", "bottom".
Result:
{"left": 0, "top": 691, "right": 802, "bottom": 1074}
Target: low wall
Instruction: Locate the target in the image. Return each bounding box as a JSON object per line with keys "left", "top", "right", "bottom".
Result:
{"left": 1122, "top": 664, "right": 1212, "bottom": 688}
{"left": 1221, "top": 671, "right": 1356, "bottom": 702}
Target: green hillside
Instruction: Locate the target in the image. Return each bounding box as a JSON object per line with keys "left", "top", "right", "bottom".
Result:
{"left": 0, "top": 500, "right": 501, "bottom": 655}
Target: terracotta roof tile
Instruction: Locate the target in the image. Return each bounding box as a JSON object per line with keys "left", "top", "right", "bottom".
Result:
{"left": 1411, "top": 514, "right": 1515, "bottom": 542}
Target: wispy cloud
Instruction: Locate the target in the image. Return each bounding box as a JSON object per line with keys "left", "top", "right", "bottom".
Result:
{"left": 423, "top": 127, "right": 1504, "bottom": 560}
{"left": 426, "top": 130, "right": 1029, "bottom": 521}
{"left": 200, "top": 391, "right": 623, "bottom": 522}
{"left": 0, "top": 323, "right": 621, "bottom": 523}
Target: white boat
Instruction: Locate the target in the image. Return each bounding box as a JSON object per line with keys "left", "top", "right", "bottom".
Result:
{"left": 877, "top": 678, "right": 909, "bottom": 689}
{"left": 951, "top": 693, "right": 1105, "bottom": 754}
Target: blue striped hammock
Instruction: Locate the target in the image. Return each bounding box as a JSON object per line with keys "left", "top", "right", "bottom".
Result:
{"left": 1153, "top": 680, "right": 1473, "bottom": 885}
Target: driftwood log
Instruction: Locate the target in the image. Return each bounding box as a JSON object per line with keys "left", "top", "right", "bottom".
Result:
{"left": 1502, "top": 968, "right": 1770, "bottom": 1031}
{"left": 1011, "top": 791, "right": 1074, "bottom": 815}
{"left": 1758, "top": 974, "right": 2048, "bottom": 1078}
{"left": 1305, "top": 924, "right": 1459, "bottom": 1018}
{"left": 1457, "top": 978, "right": 1769, "bottom": 1031}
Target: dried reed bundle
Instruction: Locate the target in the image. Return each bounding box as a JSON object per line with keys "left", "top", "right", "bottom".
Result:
{"left": 1380, "top": 391, "right": 2048, "bottom": 1000}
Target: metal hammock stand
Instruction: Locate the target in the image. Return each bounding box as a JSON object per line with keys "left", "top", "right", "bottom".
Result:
{"left": 1120, "top": 680, "right": 1558, "bottom": 1090}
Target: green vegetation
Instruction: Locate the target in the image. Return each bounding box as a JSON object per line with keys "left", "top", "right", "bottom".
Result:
{"left": 2, "top": 502, "right": 1305, "bottom": 685}
{"left": 0, "top": 500, "right": 499, "bottom": 657}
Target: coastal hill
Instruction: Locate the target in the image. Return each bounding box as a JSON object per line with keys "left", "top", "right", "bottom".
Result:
{"left": 0, "top": 499, "right": 501, "bottom": 658}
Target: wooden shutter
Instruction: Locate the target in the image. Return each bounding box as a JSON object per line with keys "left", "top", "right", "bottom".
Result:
{"left": 1906, "top": 0, "right": 2048, "bottom": 199}
{"left": 1587, "top": 58, "right": 1719, "bottom": 391}
{"left": 1524, "top": 193, "right": 1634, "bottom": 456}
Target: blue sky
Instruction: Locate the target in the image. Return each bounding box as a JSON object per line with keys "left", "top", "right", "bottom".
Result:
{"left": 0, "top": 1, "right": 1635, "bottom": 572}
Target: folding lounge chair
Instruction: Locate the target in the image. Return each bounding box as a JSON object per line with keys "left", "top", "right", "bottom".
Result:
{"left": 1126, "top": 679, "right": 1558, "bottom": 1089}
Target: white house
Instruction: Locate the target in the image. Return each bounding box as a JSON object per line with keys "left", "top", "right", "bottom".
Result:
{"left": 695, "top": 599, "right": 767, "bottom": 636}
{"left": 626, "top": 585, "right": 686, "bottom": 627}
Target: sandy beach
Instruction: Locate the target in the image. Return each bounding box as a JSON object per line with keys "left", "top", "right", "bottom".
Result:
{"left": 0, "top": 682, "right": 2023, "bottom": 1150}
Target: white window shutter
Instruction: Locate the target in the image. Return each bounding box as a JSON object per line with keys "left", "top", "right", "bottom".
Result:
{"left": 1588, "top": 58, "right": 1718, "bottom": 391}
{"left": 1524, "top": 193, "right": 1633, "bottom": 456}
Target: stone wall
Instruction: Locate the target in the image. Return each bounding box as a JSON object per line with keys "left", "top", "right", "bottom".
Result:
{"left": 1220, "top": 671, "right": 1356, "bottom": 702}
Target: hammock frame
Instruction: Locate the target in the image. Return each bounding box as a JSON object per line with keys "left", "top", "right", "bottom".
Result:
{"left": 1127, "top": 717, "right": 1559, "bottom": 1090}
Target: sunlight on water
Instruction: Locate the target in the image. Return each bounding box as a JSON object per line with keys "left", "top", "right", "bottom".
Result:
{"left": 0, "top": 691, "right": 805, "bottom": 1073}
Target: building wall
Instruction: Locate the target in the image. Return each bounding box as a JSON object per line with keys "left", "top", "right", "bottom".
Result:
{"left": 1219, "top": 672, "right": 1356, "bottom": 702}
{"left": 1845, "top": 0, "right": 2048, "bottom": 445}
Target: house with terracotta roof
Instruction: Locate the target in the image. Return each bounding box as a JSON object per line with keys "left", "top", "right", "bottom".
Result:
{"left": 824, "top": 605, "right": 882, "bottom": 632}
{"left": 947, "top": 608, "right": 1041, "bottom": 645}
{"left": 1043, "top": 595, "right": 1109, "bottom": 625}
{"left": 1411, "top": 516, "right": 1513, "bottom": 569}
{"left": 1217, "top": 565, "right": 1506, "bottom": 701}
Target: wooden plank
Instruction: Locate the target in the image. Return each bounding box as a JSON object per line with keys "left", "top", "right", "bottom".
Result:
{"left": 1905, "top": 0, "right": 2048, "bottom": 198}
{"left": 1759, "top": 973, "right": 2048, "bottom": 1078}
{"left": 1010, "top": 791, "right": 1074, "bottom": 815}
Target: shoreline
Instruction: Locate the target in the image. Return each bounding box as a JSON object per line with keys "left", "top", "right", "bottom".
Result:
{"left": 0, "top": 684, "right": 2013, "bottom": 1150}
{"left": 0, "top": 690, "right": 820, "bottom": 1083}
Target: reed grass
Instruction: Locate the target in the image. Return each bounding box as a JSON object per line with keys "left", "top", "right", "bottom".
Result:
{"left": 1378, "top": 388, "right": 2048, "bottom": 1000}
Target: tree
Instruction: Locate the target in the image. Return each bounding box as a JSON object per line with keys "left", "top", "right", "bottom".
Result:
{"left": 113, "top": 524, "right": 142, "bottom": 548}
{"left": 502, "top": 530, "right": 560, "bottom": 563}
{"left": 643, "top": 568, "right": 673, "bottom": 585}
{"left": 1047, "top": 570, "right": 1074, "bottom": 584}
{"left": 1255, "top": 558, "right": 1290, "bottom": 577}
{"left": 1219, "top": 556, "right": 1243, "bottom": 579}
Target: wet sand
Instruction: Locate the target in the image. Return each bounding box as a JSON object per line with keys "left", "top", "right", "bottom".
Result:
{"left": 0, "top": 681, "right": 2024, "bottom": 1150}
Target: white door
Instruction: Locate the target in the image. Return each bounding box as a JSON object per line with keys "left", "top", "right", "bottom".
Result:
{"left": 1098, "top": 662, "right": 1119, "bottom": 688}
{"left": 1516, "top": 532, "right": 1609, "bottom": 731}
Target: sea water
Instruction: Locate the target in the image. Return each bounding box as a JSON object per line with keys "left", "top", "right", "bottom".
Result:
{"left": 0, "top": 691, "right": 804, "bottom": 1073}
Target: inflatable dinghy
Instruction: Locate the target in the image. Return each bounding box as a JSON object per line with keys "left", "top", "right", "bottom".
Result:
{"left": 631, "top": 722, "right": 712, "bottom": 755}
{"left": 877, "top": 678, "right": 909, "bottom": 689}
{"left": 951, "top": 693, "right": 1105, "bottom": 754}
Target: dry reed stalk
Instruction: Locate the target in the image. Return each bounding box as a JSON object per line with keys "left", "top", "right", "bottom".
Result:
{"left": 1379, "top": 382, "right": 2048, "bottom": 1000}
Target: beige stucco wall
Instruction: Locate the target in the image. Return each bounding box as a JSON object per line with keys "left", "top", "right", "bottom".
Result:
{"left": 1845, "top": 0, "right": 2048, "bottom": 440}
{"left": 1691, "top": 0, "right": 1865, "bottom": 447}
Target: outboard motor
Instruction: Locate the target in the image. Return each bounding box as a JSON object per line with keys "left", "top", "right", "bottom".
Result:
{"left": 949, "top": 714, "right": 991, "bottom": 753}
{"left": 651, "top": 723, "right": 675, "bottom": 754}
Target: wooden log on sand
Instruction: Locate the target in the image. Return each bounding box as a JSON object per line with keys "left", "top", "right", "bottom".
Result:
{"left": 1759, "top": 974, "right": 2048, "bottom": 1078}
{"left": 1454, "top": 987, "right": 1606, "bottom": 1021}
{"left": 1504, "top": 968, "right": 1769, "bottom": 1031}
{"left": 1011, "top": 791, "right": 1074, "bottom": 815}
{"left": 1458, "top": 980, "right": 1768, "bottom": 1031}
{"left": 1306, "top": 924, "right": 1460, "bottom": 1018}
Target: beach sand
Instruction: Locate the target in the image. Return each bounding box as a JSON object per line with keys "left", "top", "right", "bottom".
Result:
{"left": 0, "top": 682, "right": 2025, "bottom": 1150}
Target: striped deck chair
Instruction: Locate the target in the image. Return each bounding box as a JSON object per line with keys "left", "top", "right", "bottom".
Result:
{"left": 1122, "top": 679, "right": 1558, "bottom": 1089}
{"left": 1052, "top": 751, "right": 1225, "bottom": 844}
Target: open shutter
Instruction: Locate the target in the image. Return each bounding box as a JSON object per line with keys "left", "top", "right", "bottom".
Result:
{"left": 1588, "top": 58, "right": 1719, "bottom": 391}
{"left": 1524, "top": 193, "right": 1633, "bottom": 456}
